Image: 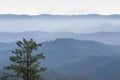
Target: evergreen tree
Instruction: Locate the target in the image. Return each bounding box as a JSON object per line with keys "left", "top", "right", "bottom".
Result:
{"left": 1, "top": 38, "right": 46, "bottom": 80}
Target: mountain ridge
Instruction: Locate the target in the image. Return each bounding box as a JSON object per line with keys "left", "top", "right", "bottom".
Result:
{"left": 0, "top": 31, "right": 119, "bottom": 45}
{"left": 0, "top": 14, "right": 120, "bottom": 19}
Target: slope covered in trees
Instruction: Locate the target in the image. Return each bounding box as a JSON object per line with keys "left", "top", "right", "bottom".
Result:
{"left": 0, "top": 39, "right": 120, "bottom": 80}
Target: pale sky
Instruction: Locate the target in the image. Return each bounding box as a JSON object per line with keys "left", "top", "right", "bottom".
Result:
{"left": 0, "top": 0, "right": 120, "bottom": 15}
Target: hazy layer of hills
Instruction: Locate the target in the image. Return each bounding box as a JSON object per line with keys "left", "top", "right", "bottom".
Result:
{"left": 0, "top": 39, "right": 120, "bottom": 80}
{"left": 0, "top": 14, "right": 120, "bottom": 45}
{"left": 0, "top": 31, "right": 120, "bottom": 45}
{"left": 0, "top": 14, "right": 120, "bottom": 33}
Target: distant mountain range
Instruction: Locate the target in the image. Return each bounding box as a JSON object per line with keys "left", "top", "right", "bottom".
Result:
{"left": 0, "top": 14, "right": 120, "bottom": 32}
{"left": 0, "top": 31, "right": 120, "bottom": 45}
{"left": 0, "top": 39, "right": 120, "bottom": 80}
{"left": 0, "top": 14, "right": 120, "bottom": 19}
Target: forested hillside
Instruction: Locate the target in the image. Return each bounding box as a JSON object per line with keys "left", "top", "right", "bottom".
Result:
{"left": 0, "top": 39, "right": 120, "bottom": 80}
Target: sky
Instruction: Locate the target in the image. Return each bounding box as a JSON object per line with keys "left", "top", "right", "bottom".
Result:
{"left": 0, "top": 0, "right": 120, "bottom": 15}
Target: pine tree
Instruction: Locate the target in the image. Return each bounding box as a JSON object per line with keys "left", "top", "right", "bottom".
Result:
{"left": 1, "top": 38, "right": 46, "bottom": 80}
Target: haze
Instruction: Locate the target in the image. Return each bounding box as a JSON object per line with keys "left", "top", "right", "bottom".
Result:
{"left": 0, "top": 15, "right": 120, "bottom": 33}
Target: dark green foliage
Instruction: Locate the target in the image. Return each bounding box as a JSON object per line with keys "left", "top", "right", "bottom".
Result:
{"left": 1, "top": 38, "right": 46, "bottom": 80}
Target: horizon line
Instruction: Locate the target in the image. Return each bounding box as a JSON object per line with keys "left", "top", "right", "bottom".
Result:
{"left": 0, "top": 30, "right": 120, "bottom": 34}
{"left": 0, "top": 13, "right": 120, "bottom": 16}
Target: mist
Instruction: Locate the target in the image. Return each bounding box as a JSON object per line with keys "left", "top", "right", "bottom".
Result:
{"left": 0, "top": 14, "right": 120, "bottom": 33}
